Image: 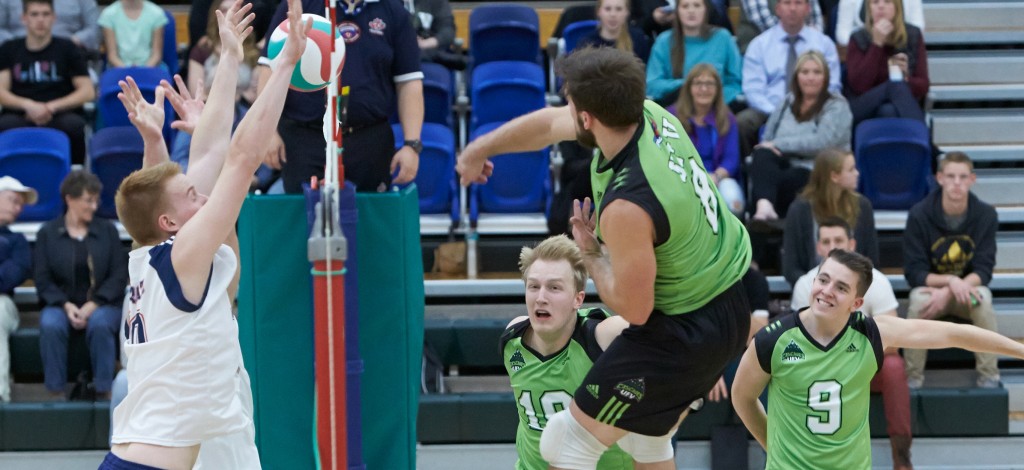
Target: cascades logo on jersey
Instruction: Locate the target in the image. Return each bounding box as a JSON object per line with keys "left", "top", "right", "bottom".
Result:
{"left": 846, "top": 343, "right": 859, "bottom": 353}
{"left": 615, "top": 378, "right": 645, "bottom": 402}
{"left": 782, "top": 340, "right": 805, "bottom": 362}
{"left": 587, "top": 384, "right": 600, "bottom": 398}
{"left": 509, "top": 349, "right": 525, "bottom": 372}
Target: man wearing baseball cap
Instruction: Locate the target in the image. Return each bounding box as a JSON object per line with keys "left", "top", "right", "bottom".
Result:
{"left": 0, "top": 175, "right": 36, "bottom": 402}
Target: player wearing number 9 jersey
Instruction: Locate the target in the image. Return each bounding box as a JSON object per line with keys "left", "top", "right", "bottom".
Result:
{"left": 733, "top": 249, "right": 1024, "bottom": 470}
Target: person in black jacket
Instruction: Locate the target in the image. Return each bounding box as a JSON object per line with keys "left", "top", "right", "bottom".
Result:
{"left": 903, "top": 152, "right": 999, "bottom": 389}
{"left": 36, "top": 171, "right": 127, "bottom": 399}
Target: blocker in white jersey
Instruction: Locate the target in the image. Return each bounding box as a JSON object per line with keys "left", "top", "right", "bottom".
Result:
{"left": 113, "top": 239, "right": 252, "bottom": 447}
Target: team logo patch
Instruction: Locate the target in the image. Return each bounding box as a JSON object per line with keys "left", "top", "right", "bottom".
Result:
{"left": 846, "top": 343, "right": 859, "bottom": 353}
{"left": 587, "top": 384, "right": 600, "bottom": 398}
{"left": 369, "top": 17, "right": 386, "bottom": 35}
{"left": 509, "top": 349, "right": 525, "bottom": 372}
{"left": 614, "top": 378, "right": 645, "bottom": 402}
{"left": 782, "top": 340, "right": 805, "bottom": 362}
{"left": 338, "top": 21, "right": 361, "bottom": 43}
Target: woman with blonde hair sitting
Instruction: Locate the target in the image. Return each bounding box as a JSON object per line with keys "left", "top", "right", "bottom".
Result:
{"left": 782, "top": 148, "right": 879, "bottom": 285}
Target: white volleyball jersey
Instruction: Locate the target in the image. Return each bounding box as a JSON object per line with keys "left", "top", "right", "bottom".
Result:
{"left": 112, "top": 238, "right": 252, "bottom": 447}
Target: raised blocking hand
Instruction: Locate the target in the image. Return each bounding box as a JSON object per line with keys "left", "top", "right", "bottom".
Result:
{"left": 161, "top": 74, "right": 205, "bottom": 135}
{"left": 278, "top": 0, "right": 310, "bottom": 67}
{"left": 117, "top": 76, "right": 166, "bottom": 142}
{"left": 217, "top": 0, "right": 255, "bottom": 61}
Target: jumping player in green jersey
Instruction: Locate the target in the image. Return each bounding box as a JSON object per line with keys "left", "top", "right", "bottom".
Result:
{"left": 459, "top": 46, "right": 752, "bottom": 470}
{"left": 733, "top": 249, "right": 1024, "bottom": 470}
{"left": 501, "top": 235, "right": 632, "bottom": 470}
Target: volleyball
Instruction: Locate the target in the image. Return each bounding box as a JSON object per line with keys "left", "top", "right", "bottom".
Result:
{"left": 267, "top": 13, "right": 345, "bottom": 92}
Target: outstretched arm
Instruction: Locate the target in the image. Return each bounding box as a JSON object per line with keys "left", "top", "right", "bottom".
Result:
{"left": 876, "top": 315, "right": 1024, "bottom": 359}
{"left": 732, "top": 342, "right": 771, "bottom": 449}
{"left": 456, "top": 106, "right": 576, "bottom": 186}
{"left": 170, "top": 0, "right": 307, "bottom": 305}
{"left": 174, "top": 0, "right": 255, "bottom": 197}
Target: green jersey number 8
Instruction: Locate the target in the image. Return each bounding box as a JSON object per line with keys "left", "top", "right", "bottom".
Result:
{"left": 661, "top": 117, "right": 720, "bottom": 234}
{"left": 807, "top": 380, "right": 843, "bottom": 435}
{"left": 518, "top": 390, "right": 573, "bottom": 430}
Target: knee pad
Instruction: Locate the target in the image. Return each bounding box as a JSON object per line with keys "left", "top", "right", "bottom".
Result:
{"left": 616, "top": 430, "right": 675, "bottom": 463}
{"left": 540, "top": 410, "right": 607, "bottom": 470}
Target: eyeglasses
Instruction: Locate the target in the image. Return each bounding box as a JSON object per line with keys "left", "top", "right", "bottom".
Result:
{"left": 691, "top": 80, "right": 717, "bottom": 89}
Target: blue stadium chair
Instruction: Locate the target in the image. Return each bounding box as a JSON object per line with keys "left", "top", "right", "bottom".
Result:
{"left": 422, "top": 62, "right": 454, "bottom": 127}
{"left": 561, "top": 20, "right": 598, "bottom": 55}
{"left": 855, "top": 118, "right": 932, "bottom": 210}
{"left": 470, "top": 61, "right": 545, "bottom": 132}
{"left": 469, "top": 4, "right": 540, "bottom": 65}
{"left": 392, "top": 124, "right": 459, "bottom": 224}
{"left": 0, "top": 128, "right": 71, "bottom": 221}
{"left": 468, "top": 121, "right": 551, "bottom": 224}
{"left": 89, "top": 126, "right": 145, "bottom": 219}
{"left": 162, "top": 9, "right": 179, "bottom": 76}
{"left": 98, "top": 67, "right": 174, "bottom": 142}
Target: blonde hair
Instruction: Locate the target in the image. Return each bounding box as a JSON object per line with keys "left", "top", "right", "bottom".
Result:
{"left": 790, "top": 50, "right": 831, "bottom": 122}
{"left": 519, "top": 235, "right": 589, "bottom": 293}
{"left": 675, "top": 63, "right": 731, "bottom": 136}
{"left": 115, "top": 161, "right": 181, "bottom": 246}
{"left": 802, "top": 149, "right": 862, "bottom": 229}
{"left": 597, "top": 0, "right": 634, "bottom": 55}
{"left": 863, "top": 0, "right": 908, "bottom": 49}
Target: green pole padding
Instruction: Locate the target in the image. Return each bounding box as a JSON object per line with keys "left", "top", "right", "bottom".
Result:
{"left": 238, "top": 188, "right": 424, "bottom": 470}
{"left": 356, "top": 186, "right": 425, "bottom": 470}
{"left": 238, "top": 195, "right": 316, "bottom": 470}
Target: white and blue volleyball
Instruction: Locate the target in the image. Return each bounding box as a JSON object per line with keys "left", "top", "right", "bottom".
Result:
{"left": 267, "top": 14, "right": 345, "bottom": 92}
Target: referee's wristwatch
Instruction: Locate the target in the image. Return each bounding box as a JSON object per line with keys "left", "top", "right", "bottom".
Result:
{"left": 403, "top": 139, "right": 423, "bottom": 154}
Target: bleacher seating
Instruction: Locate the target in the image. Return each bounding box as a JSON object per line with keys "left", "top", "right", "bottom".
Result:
{"left": 855, "top": 118, "right": 932, "bottom": 210}
{"left": 468, "top": 4, "right": 541, "bottom": 66}
{"left": 469, "top": 60, "right": 546, "bottom": 132}
{"left": 421, "top": 62, "right": 455, "bottom": 127}
{"left": 0, "top": 128, "right": 71, "bottom": 222}
{"left": 468, "top": 121, "right": 551, "bottom": 226}
{"left": 162, "top": 9, "right": 180, "bottom": 76}
{"left": 89, "top": 126, "right": 145, "bottom": 219}
{"left": 392, "top": 123, "right": 460, "bottom": 227}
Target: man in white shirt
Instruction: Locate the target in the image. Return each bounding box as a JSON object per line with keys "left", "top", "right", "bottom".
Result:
{"left": 789, "top": 216, "right": 912, "bottom": 470}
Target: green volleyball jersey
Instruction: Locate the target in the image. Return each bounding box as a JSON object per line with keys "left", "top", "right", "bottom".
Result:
{"left": 590, "top": 100, "right": 751, "bottom": 314}
{"left": 500, "top": 308, "right": 633, "bottom": 470}
{"left": 754, "top": 311, "right": 884, "bottom": 470}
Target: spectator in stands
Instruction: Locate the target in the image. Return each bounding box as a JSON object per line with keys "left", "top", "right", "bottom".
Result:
{"left": 646, "top": 0, "right": 742, "bottom": 106}
{"left": 0, "top": 0, "right": 100, "bottom": 52}
{"left": 258, "top": 0, "right": 423, "bottom": 194}
{"left": 502, "top": 235, "right": 633, "bottom": 469}
{"left": 188, "top": 0, "right": 277, "bottom": 71}
{"left": 846, "top": 0, "right": 928, "bottom": 129}
{"left": 749, "top": 50, "right": 851, "bottom": 221}
{"left": 578, "top": 0, "right": 651, "bottom": 63}
{"left": 36, "top": 171, "right": 126, "bottom": 400}
{"left": 783, "top": 148, "right": 878, "bottom": 285}
{"left": 0, "top": 0, "right": 94, "bottom": 165}
{"left": 738, "top": 0, "right": 839, "bottom": 158}
{"left": 0, "top": 177, "right": 36, "bottom": 403}
{"left": 671, "top": 64, "right": 744, "bottom": 215}
{"left": 903, "top": 151, "right": 1000, "bottom": 389}
{"left": 835, "top": 0, "right": 923, "bottom": 47}
{"left": 736, "top": 0, "right": 824, "bottom": 53}
{"left": 790, "top": 217, "right": 912, "bottom": 469}
{"left": 98, "top": 0, "right": 166, "bottom": 68}
{"left": 408, "top": 0, "right": 458, "bottom": 68}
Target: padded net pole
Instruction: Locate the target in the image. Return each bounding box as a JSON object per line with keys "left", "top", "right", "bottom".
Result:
{"left": 309, "top": 0, "right": 349, "bottom": 466}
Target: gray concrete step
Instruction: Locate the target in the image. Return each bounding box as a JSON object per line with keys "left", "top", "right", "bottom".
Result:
{"left": 930, "top": 51, "right": 1024, "bottom": 86}
{"left": 973, "top": 169, "right": 1024, "bottom": 207}
{"left": 941, "top": 144, "right": 1024, "bottom": 164}
{"left": 932, "top": 109, "right": 1024, "bottom": 146}
{"left": 924, "top": 2, "right": 1024, "bottom": 45}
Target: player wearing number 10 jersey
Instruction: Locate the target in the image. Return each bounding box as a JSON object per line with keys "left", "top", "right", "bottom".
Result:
{"left": 501, "top": 308, "right": 632, "bottom": 470}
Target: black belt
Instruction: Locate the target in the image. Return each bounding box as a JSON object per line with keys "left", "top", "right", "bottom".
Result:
{"left": 342, "top": 120, "right": 387, "bottom": 136}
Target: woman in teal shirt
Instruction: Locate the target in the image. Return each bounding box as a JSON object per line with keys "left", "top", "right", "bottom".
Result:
{"left": 646, "top": 0, "right": 742, "bottom": 106}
